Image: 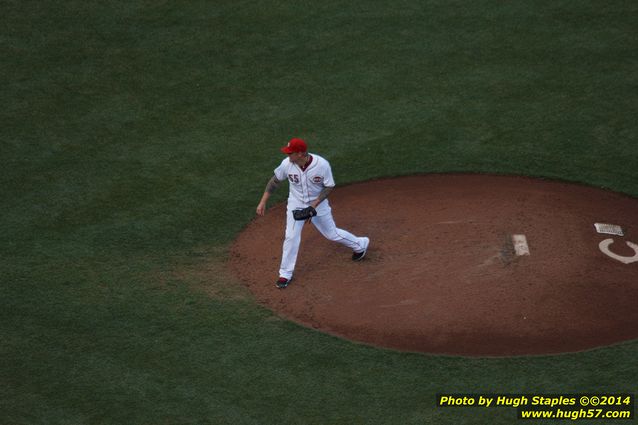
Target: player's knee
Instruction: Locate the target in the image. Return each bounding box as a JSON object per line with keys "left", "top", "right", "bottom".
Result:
{"left": 323, "top": 232, "right": 341, "bottom": 242}
{"left": 284, "top": 235, "right": 298, "bottom": 244}
{"left": 284, "top": 232, "right": 302, "bottom": 243}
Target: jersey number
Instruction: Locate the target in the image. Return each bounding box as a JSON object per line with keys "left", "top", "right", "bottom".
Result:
{"left": 288, "top": 174, "right": 300, "bottom": 183}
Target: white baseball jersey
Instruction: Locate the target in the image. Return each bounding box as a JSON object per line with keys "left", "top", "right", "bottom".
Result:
{"left": 274, "top": 153, "right": 335, "bottom": 214}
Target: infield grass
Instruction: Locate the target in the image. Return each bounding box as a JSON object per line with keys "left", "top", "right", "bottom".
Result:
{"left": 2, "top": 1, "right": 637, "bottom": 424}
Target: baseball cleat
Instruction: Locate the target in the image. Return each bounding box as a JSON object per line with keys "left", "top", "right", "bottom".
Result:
{"left": 275, "top": 277, "right": 291, "bottom": 289}
{"left": 352, "top": 237, "right": 370, "bottom": 261}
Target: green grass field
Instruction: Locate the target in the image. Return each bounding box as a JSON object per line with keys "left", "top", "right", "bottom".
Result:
{"left": 2, "top": 1, "right": 637, "bottom": 423}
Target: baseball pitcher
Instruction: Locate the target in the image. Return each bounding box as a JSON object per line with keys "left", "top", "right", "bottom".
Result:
{"left": 256, "top": 138, "right": 370, "bottom": 288}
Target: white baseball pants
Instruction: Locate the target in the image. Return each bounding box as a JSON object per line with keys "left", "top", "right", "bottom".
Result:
{"left": 278, "top": 209, "right": 367, "bottom": 280}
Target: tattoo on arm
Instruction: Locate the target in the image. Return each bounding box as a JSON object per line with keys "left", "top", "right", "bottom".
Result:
{"left": 315, "top": 186, "right": 334, "bottom": 205}
{"left": 265, "top": 176, "right": 281, "bottom": 194}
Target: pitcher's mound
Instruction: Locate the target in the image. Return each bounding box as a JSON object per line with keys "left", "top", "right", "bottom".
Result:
{"left": 228, "top": 174, "right": 638, "bottom": 356}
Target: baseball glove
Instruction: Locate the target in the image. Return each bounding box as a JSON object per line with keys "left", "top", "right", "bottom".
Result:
{"left": 293, "top": 206, "right": 317, "bottom": 221}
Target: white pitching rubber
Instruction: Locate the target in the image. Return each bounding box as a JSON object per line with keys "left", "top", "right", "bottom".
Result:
{"left": 512, "top": 234, "right": 530, "bottom": 256}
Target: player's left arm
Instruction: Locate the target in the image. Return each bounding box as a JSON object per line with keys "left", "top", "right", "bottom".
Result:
{"left": 310, "top": 159, "right": 336, "bottom": 209}
{"left": 310, "top": 185, "right": 334, "bottom": 209}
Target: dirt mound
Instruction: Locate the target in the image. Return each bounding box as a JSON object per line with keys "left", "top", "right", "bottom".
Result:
{"left": 229, "top": 174, "right": 638, "bottom": 356}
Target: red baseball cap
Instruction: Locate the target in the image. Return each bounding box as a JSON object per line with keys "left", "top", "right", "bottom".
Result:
{"left": 281, "top": 138, "right": 307, "bottom": 154}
